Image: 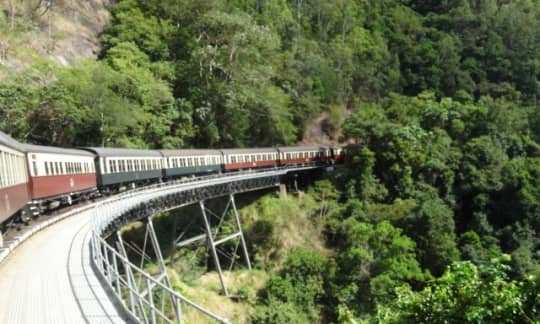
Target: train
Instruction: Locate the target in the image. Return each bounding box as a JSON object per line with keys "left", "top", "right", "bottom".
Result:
{"left": 0, "top": 131, "right": 348, "bottom": 241}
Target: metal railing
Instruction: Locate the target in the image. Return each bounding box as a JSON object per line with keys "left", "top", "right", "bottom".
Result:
{"left": 90, "top": 164, "right": 323, "bottom": 323}
{"left": 92, "top": 228, "right": 230, "bottom": 323}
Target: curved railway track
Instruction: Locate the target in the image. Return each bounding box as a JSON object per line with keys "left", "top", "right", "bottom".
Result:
{"left": 0, "top": 206, "right": 131, "bottom": 323}
{"left": 0, "top": 165, "right": 325, "bottom": 323}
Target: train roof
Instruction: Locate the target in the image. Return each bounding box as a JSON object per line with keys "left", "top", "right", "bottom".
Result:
{"left": 220, "top": 148, "right": 278, "bottom": 154}
{"left": 277, "top": 146, "right": 328, "bottom": 152}
{"left": 83, "top": 147, "right": 162, "bottom": 157}
{"left": 0, "top": 131, "right": 23, "bottom": 150}
{"left": 22, "top": 144, "right": 95, "bottom": 156}
{"left": 159, "top": 149, "right": 222, "bottom": 157}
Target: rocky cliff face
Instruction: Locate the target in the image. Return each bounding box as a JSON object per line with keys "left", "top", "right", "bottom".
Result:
{"left": 0, "top": 0, "right": 111, "bottom": 71}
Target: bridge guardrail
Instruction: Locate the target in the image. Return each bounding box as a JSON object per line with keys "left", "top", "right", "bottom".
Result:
{"left": 90, "top": 164, "right": 323, "bottom": 323}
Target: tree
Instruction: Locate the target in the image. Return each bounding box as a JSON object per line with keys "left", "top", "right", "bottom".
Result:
{"left": 379, "top": 260, "right": 540, "bottom": 323}
{"left": 332, "top": 220, "right": 426, "bottom": 315}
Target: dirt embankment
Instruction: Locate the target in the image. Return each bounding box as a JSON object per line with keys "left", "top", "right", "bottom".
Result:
{"left": 298, "top": 105, "right": 351, "bottom": 146}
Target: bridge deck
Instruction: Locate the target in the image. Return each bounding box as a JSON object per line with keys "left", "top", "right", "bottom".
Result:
{"left": 0, "top": 166, "right": 324, "bottom": 323}
{"left": 0, "top": 208, "right": 131, "bottom": 324}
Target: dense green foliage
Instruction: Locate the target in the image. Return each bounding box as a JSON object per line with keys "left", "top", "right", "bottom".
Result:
{"left": 379, "top": 259, "right": 540, "bottom": 323}
{"left": 1, "top": 0, "right": 540, "bottom": 322}
{"left": 2, "top": 0, "right": 539, "bottom": 148}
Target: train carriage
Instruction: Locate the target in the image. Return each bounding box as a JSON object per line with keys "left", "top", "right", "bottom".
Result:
{"left": 84, "top": 148, "right": 163, "bottom": 192}
{"left": 22, "top": 144, "right": 97, "bottom": 210}
{"left": 332, "top": 146, "right": 347, "bottom": 163}
{"left": 159, "top": 149, "right": 222, "bottom": 178}
{"left": 221, "top": 148, "right": 279, "bottom": 171}
{"left": 0, "top": 132, "right": 31, "bottom": 227}
{"left": 278, "top": 146, "right": 330, "bottom": 166}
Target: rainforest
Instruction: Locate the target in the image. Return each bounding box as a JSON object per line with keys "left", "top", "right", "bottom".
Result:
{"left": 0, "top": 0, "right": 539, "bottom": 322}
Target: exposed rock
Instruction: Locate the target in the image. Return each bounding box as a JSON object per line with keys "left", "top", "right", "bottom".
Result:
{"left": 0, "top": 0, "right": 111, "bottom": 71}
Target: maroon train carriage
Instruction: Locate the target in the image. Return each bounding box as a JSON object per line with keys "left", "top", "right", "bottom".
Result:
{"left": 221, "top": 148, "right": 279, "bottom": 171}
{"left": 22, "top": 144, "right": 98, "bottom": 212}
{"left": 332, "top": 146, "right": 347, "bottom": 163}
{"left": 0, "top": 132, "right": 31, "bottom": 231}
{"left": 278, "top": 146, "right": 331, "bottom": 166}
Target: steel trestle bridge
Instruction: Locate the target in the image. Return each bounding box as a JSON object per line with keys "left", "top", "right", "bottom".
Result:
{"left": 0, "top": 164, "right": 326, "bottom": 323}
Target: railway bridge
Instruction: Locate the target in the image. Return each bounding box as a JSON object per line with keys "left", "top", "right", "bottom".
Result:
{"left": 0, "top": 165, "right": 327, "bottom": 323}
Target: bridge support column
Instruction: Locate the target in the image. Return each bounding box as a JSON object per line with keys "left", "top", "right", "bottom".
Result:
{"left": 116, "top": 233, "right": 149, "bottom": 323}
{"left": 146, "top": 218, "right": 182, "bottom": 323}
{"left": 197, "top": 193, "right": 252, "bottom": 296}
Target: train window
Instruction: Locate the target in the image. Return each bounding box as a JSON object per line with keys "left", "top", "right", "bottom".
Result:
{"left": 200, "top": 157, "right": 204, "bottom": 166}
{"left": 6, "top": 155, "right": 11, "bottom": 184}
{"left": 0, "top": 152, "right": 4, "bottom": 187}
{"left": 0, "top": 153, "right": 3, "bottom": 187}
{"left": 32, "top": 161, "right": 38, "bottom": 176}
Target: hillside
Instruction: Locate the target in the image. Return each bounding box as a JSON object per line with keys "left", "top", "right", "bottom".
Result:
{"left": 0, "top": 0, "right": 110, "bottom": 72}
{"left": 0, "top": 0, "right": 539, "bottom": 323}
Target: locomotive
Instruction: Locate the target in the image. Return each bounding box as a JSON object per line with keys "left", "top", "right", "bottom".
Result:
{"left": 0, "top": 131, "right": 346, "bottom": 244}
